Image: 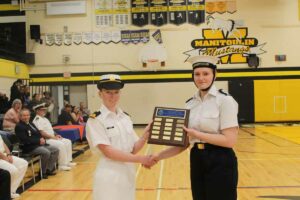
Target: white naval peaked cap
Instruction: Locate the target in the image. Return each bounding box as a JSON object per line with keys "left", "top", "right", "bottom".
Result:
{"left": 97, "top": 74, "right": 124, "bottom": 90}
{"left": 187, "top": 55, "right": 219, "bottom": 70}
{"left": 33, "top": 103, "right": 47, "bottom": 111}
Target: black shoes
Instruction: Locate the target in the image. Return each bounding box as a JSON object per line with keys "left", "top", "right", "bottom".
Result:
{"left": 46, "top": 170, "right": 56, "bottom": 176}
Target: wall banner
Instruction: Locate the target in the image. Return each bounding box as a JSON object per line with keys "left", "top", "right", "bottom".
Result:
{"left": 95, "top": 0, "right": 113, "bottom": 27}
{"left": 184, "top": 18, "right": 266, "bottom": 64}
{"left": 169, "top": 0, "right": 187, "bottom": 25}
{"left": 113, "top": 0, "right": 130, "bottom": 27}
{"left": 150, "top": 0, "right": 168, "bottom": 26}
{"left": 131, "top": 0, "right": 150, "bottom": 27}
{"left": 187, "top": 0, "right": 205, "bottom": 25}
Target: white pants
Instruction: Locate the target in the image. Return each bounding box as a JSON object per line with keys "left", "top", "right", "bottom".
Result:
{"left": 0, "top": 156, "right": 28, "bottom": 193}
{"left": 47, "top": 138, "right": 72, "bottom": 166}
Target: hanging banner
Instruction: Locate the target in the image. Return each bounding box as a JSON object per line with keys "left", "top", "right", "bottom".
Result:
{"left": 93, "top": 32, "right": 102, "bottom": 44}
{"left": 54, "top": 33, "right": 63, "bottom": 46}
{"left": 73, "top": 33, "right": 82, "bottom": 45}
{"left": 111, "top": 30, "right": 121, "bottom": 43}
{"left": 82, "top": 32, "right": 93, "bottom": 44}
{"left": 121, "top": 30, "right": 131, "bottom": 44}
{"left": 113, "top": 0, "right": 130, "bottom": 27}
{"left": 95, "top": 0, "right": 113, "bottom": 27}
{"left": 206, "top": 0, "right": 237, "bottom": 14}
{"left": 226, "top": 0, "right": 237, "bottom": 13}
{"left": 150, "top": 0, "right": 168, "bottom": 26}
{"left": 187, "top": 0, "right": 205, "bottom": 25}
{"left": 130, "top": 30, "right": 142, "bottom": 44}
{"left": 45, "top": 33, "right": 55, "bottom": 46}
{"left": 168, "top": 0, "right": 187, "bottom": 25}
{"left": 152, "top": 29, "right": 163, "bottom": 44}
{"left": 102, "top": 31, "right": 112, "bottom": 43}
{"left": 140, "top": 29, "right": 150, "bottom": 43}
{"left": 64, "top": 33, "right": 72, "bottom": 46}
{"left": 131, "top": 0, "right": 149, "bottom": 27}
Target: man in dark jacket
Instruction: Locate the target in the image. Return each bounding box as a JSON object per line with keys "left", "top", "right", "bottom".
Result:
{"left": 15, "top": 108, "right": 59, "bottom": 178}
{"left": 0, "top": 169, "right": 11, "bottom": 200}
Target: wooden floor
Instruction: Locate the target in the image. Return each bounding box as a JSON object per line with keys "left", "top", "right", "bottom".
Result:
{"left": 18, "top": 125, "right": 300, "bottom": 200}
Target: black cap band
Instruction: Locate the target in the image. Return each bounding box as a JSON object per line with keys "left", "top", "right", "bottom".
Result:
{"left": 192, "top": 62, "right": 217, "bottom": 70}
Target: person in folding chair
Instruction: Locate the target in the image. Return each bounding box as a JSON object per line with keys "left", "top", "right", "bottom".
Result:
{"left": 86, "top": 74, "right": 155, "bottom": 200}
{"left": 32, "top": 103, "right": 76, "bottom": 171}
{"left": 15, "top": 108, "right": 59, "bottom": 179}
{"left": 148, "top": 56, "right": 239, "bottom": 200}
{"left": 0, "top": 133, "right": 28, "bottom": 199}
{"left": 0, "top": 169, "right": 11, "bottom": 200}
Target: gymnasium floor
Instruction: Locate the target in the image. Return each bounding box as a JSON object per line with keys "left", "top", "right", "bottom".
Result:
{"left": 18, "top": 125, "right": 300, "bottom": 200}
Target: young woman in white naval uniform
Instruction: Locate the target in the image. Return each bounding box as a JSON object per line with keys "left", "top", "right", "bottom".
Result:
{"left": 86, "top": 74, "right": 155, "bottom": 200}
{"left": 149, "top": 56, "right": 239, "bottom": 200}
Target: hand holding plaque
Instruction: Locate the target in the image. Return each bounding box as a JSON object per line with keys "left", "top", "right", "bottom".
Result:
{"left": 147, "top": 107, "right": 190, "bottom": 147}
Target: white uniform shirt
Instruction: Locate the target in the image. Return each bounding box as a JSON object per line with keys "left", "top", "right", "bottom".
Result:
{"left": 86, "top": 104, "right": 139, "bottom": 200}
{"left": 0, "top": 136, "right": 5, "bottom": 154}
{"left": 185, "top": 85, "right": 239, "bottom": 145}
{"left": 33, "top": 115, "right": 55, "bottom": 136}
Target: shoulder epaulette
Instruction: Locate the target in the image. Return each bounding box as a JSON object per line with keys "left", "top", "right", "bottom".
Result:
{"left": 123, "top": 111, "right": 130, "bottom": 117}
{"left": 35, "top": 117, "right": 39, "bottom": 120}
{"left": 185, "top": 97, "right": 193, "bottom": 103}
{"left": 89, "top": 111, "right": 101, "bottom": 119}
{"left": 219, "top": 89, "right": 228, "bottom": 96}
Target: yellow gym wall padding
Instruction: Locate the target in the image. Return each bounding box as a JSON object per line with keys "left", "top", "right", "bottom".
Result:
{"left": 254, "top": 79, "right": 300, "bottom": 122}
{"left": 0, "top": 59, "right": 29, "bottom": 79}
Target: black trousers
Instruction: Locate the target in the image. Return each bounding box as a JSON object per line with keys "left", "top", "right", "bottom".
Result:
{"left": 190, "top": 143, "right": 238, "bottom": 200}
{"left": 0, "top": 169, "right": 11, "bottom": 200}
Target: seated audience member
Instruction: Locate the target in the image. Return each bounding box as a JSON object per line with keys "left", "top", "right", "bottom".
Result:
{"left": 0, "top": 134, "right": 28, "bottom": 198}
{"left": 0, "top": 92, "right": 10, "bottom": 114}
{"left": 0, "top": 169, "right": 11, "bottom": 200}
{"left": 15, "top": 108, "right": 59, "bottom": 179}
{"left": 79, "top": 102, "right": 90, "bottom": 122}
{"left": 3, "top": 99, "right": 22, "bottom": 133}
{"left": 33, "top": 103, "right": 76, "bottom": 171}
{"left": 71, "top": 106, "right": 82, "bottom": 125}
{"left": 57, "top": 104, "right": 76, "bottom": 125}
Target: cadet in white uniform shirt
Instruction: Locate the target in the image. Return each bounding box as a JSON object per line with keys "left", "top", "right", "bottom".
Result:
{"left": 86, "top": 74, "right": 154, "bottom": 200}
{"left": 32, "top": 103, "right": 76, "bottom": 171}
{"left": 0, "top": 135, "right": 28, "bottom": 199}
{"left": 148, "top": 56, "right": 239, "bottom": 200}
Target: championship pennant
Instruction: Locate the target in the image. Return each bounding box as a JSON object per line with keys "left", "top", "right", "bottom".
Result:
{"left": 168, "top": 0, "right": 187, "bottom": 25}
{"left": 113, "top": 0, "right": 130, "bottom": 27}
{"left": 187, "top": 0, "right": 205, "bottom": 25}
{"left": 95, "top": 0, "right": 113, "bottom": 27}
{"left": 131, "top": 0, "right": 150, "bottom": 27}
{"left": 150, "top": 0, "right": 168, "bottom": 26}
{"left": 206, "top": 0, "right": 237, "bottom": 14}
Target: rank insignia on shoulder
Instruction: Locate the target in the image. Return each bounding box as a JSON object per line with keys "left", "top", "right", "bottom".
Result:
{"left": 123, "top": 111, "right": 130, "bottom": 116}
{"left": 185, "top": 97, "right": 193, "bottom": 103}
{"left": 89, "top": 111, "right": 101, "bottom": 119}
{"left": 219, "top": 89, "right": 228, "bottom": 96}
{"left": 35, "top": 117, "right": 39, "bottom": 120}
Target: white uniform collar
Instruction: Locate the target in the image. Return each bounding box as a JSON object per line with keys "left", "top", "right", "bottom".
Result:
{"left": 100, "top": 104, "right": 123, "bottom": 119}
{"left": 194, "top": 84, "right": 217, "bottom": 100}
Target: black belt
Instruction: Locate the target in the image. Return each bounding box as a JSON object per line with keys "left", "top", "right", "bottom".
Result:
{"left": 193, "top": 143, "right": 231, "bottom": 151}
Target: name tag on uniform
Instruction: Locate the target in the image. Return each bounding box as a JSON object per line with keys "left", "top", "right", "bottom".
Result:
{"left": 106, "top": 126, "right": 114, "bottom": 130}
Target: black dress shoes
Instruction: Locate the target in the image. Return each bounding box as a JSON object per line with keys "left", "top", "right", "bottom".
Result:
{"left": 46, "top": 170, "right": 56, "bottom": 176}
{"left": 42, "top": 174, "right": 48, "bottom": 179}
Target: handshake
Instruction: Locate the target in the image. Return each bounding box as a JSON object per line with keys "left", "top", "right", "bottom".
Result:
{"left": 139, "top": 154, "right": 160, "bottom": 169}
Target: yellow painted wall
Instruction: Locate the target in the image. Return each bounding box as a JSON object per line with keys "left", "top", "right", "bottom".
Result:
{"left": 0, "top": 59, "right": 30, "bottom": 79}
{"left": 255, "top": 79, "right": 300, "bottom": 122}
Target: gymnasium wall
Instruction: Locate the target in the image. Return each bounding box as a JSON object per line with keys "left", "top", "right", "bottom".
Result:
{"left": 1, "top": 0, "right": 300, "bottom": 123}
